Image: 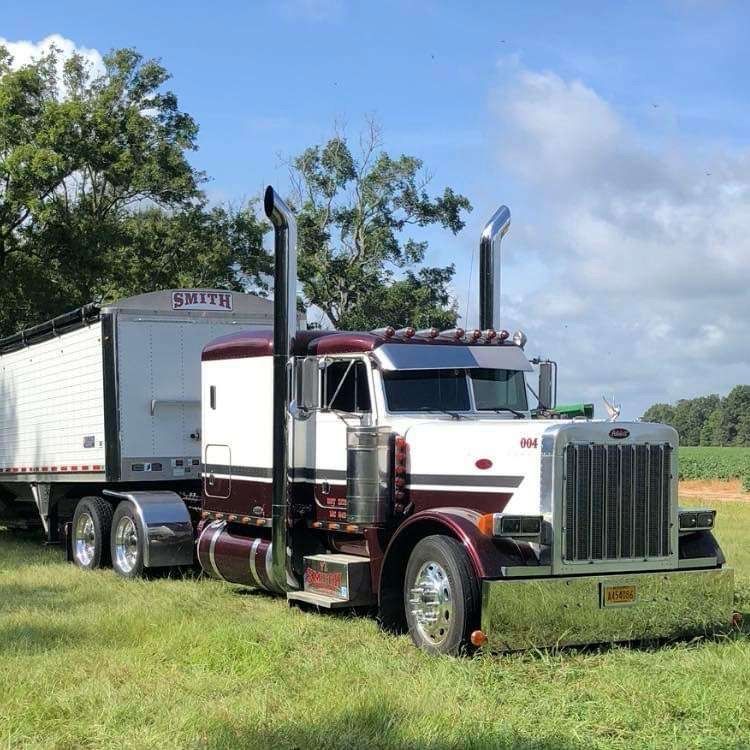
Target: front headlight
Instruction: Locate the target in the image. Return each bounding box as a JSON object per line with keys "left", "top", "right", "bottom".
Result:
{"left": 679, "top": 508, "right": 716, "bottom": 531}
{"left": 478, "top": 513, "right": 542, "bottom": 539}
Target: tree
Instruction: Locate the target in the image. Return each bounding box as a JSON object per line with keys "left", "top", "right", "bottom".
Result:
{"left": 105, "top": 203, "right": 271, "bottom": 302}
{"left": 642, "top": 389, "right": 750, "bottom": 447}
{"left": 700, "top": 407, "right": 732, "bottom": 446}
{"left": 288, "top": 121, "right": 471, "bottom": 330}
{"left": 641, "top": 403, "right": 676, "bottom": 426}
{"left": 337, "top": 266, "right": 457, "bottom": 331}
{"left": 723, "top": 386, "right": 750, "bottom": 445}
{"left": 671, "top": 395, "right": 720, "bottom": 446}
{"left": 0, "top": 44, "right": 270, "bottom": 335}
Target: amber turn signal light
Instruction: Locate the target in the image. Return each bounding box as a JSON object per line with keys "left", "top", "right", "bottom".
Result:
{"left": 470, "top": 630, "right": 488, "bottom": 647}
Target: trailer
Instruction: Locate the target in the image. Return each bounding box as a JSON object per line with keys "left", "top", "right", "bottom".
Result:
{"left": 0, "top": 187, "right": 735, "bottom": 655}
{"left": 0, "top": 290, "right": 274, "bottom": 545}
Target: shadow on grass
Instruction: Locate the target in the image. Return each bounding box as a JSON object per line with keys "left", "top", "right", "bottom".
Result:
{"left": 0, "top": 622, "right": 93, "bottom": 655}
{"left": 196, "top": 701, "right": 587, "bottom": 750}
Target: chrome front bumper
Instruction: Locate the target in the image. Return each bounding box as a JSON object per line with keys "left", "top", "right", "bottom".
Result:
{"left": 481, "top": 567, "right": 734, "bottom": 650}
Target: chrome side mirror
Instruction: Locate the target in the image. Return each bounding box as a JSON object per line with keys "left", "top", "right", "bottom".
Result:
{"left": 296, "top": 356, "right": 324, "bottom": 412}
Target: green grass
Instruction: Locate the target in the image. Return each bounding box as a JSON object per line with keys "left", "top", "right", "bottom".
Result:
{"left": 679, "top": 446, "right": 750, "bottom": 491}
{"left": 1, "top": 501, "right": 750, "bottom": 750}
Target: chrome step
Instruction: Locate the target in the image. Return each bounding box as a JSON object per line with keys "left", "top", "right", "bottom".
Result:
{"left": 295, "top": 552, "right": 375, "bottom": 606}
{"left": 287, "top": 589, "right": 358, "bottom": 609}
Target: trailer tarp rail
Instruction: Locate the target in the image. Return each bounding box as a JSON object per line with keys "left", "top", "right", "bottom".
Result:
{"left": 0, "top": 303, "right": 101, "bottom": 355}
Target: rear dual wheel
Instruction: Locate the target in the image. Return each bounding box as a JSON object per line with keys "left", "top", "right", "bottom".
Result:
{"left": 72, "top": 497, "right": 113, "bottom": 570}
{"left": 71, "top": 498, "right": 145, "bottom": 578}
{"left": 110, "top": 501, "right": 145, "bottom": 579}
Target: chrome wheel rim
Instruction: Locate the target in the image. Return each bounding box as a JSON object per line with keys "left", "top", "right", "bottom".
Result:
{"left": 114, "top": 516, "right": 139, "bottom": 574}
{"left": 74, "top": 511, "right": 96, "bottom": 566}
{"left": 408, "top": 560, "right": 453, "bottom": 646}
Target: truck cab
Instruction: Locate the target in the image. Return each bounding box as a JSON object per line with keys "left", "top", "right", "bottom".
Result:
{"left": 197, "top": 324, "right": 733, "bottom": 654}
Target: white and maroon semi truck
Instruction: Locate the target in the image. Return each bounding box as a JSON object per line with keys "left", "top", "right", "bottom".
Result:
{"left": 0, "top": 187, "right": 733, "bottom": 654}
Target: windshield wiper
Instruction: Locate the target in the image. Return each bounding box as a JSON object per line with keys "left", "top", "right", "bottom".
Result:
{"left": 414, "top": 406, "right": 462, "bottom": 420}
{"left": 483, "top": 407, "right": 526, "bottom": 419}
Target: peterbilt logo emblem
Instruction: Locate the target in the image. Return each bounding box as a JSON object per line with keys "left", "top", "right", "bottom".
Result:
{"left": 172, "top": 290, "right": 233, "bottom": 311}
{"left": 609, "top": 427, "right": 630, "bottom": 439}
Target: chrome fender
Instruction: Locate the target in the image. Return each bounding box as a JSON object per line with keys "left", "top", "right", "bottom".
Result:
{"left": 103, "top": 490, "right": 194, "bottom": 568}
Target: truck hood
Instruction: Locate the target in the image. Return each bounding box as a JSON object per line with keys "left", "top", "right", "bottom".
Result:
{"left": 400, "top": 418, "right": 677, "bottom": 516}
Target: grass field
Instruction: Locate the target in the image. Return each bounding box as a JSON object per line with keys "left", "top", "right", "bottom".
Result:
{"left": 1, "top": 498, "right": 749, "bottom": 750}
{"left": 679, "top": 446, "right": 750, "bottom": 491}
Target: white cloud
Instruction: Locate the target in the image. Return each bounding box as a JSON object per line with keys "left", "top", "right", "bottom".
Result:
{"left": 489, "top": 65, "right": 750, "bottom": 418}
{"left": 0, "top": 34, "right": 104, "bottom": 80}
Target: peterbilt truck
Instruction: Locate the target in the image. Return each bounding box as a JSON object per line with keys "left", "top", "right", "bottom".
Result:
{"left": 0, "top": 186, "right": 733, "bottom": 655}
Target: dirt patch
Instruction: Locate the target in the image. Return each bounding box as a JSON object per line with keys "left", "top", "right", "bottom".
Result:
{"left": 679, "top": 479, "right": 750, "bottom": 503}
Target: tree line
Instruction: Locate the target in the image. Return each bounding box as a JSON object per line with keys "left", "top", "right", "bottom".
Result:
{"left": 642, "top": 386, "right": 750, "bottom": 446}
{"left": 0, "top": 44, "right": 470, "bottom": 337}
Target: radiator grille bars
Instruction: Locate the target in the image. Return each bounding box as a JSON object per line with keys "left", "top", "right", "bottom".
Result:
{"left": 563, "top": 443, "right": 672, "bottom": 562}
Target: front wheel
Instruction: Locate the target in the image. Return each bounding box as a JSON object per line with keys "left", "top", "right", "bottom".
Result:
{"left": 404, "top": 535, "right": 480, "bottom": 655}
{"left": 111, "top": 502, "right": 146, "bottom": 579}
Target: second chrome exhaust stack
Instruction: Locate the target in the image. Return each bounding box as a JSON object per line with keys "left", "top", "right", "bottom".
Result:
{"left": 478, "top": 205, "right": 511, "bottom": 331}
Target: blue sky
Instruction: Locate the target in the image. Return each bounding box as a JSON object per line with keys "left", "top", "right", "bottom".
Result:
{"left": 3, "top": 1, "right": 749, "bottom": 418}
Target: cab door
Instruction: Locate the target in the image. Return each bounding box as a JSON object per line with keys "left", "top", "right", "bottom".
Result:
{"left": 313, "top": 359, "right": 373, "bottom": 522}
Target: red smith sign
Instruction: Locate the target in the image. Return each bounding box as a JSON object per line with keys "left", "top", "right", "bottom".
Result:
{"left": 172, "top": 291, "right": 233, "bottom": 311}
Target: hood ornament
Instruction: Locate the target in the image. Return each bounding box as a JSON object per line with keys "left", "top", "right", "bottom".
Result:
{"left": 602, "top": 394, "right": 621, "bottom": 422}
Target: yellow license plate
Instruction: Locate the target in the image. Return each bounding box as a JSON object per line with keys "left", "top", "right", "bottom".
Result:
{"left": 601, "top": 584, "right": 637, "bottom": 607}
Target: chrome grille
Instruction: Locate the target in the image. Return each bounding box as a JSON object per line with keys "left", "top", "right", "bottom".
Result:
{"left": 563, "top": 443, "right": 672, "bottom": 562}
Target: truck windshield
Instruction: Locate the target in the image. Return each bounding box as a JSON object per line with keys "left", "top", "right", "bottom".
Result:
{"left": 383, "top": 368, "right": 527, "bottom": 413}
{"left": 470, "top": 368, "right": 528, "bottom": 412}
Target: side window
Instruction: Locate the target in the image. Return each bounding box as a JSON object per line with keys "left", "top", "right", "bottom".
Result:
{"left": 325, "top": 360, "right": 371, "bottom": 412}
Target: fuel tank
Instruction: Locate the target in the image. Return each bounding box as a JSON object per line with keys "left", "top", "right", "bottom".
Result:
{"left": 196, "top": 520, "right": 282, "bottom": 592}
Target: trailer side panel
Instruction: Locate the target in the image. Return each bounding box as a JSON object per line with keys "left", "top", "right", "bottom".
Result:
{"left": 0, "top": 322, "right": 106, "bottom": 480}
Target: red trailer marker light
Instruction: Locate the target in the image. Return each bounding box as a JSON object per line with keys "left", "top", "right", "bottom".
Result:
{"left": 475, "top": 458, "right": 493, "bottom": 470}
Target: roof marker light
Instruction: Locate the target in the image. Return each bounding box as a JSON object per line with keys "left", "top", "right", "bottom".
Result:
{"left": 467, "top": 329, "right": 482, "bottom": 342}
{"left": 395, "top": 327, "right": 416, "bottom": 338}
{"left": 438, "top": 328, "right": 465, "bottom": 340}
{"left": 481, "top": 329, "right": 497, "bottom": 343}
{"left": 497, "top": 330, "right": 510, "bottom": 342}
{"left": 512, "top": 330, "right": 527, "bottom": 349}
{"left": 415, "top": 327, "right": 439, "bottom": 339}
{"left": 371, "top": 327, "right": 395, "bottom": 339}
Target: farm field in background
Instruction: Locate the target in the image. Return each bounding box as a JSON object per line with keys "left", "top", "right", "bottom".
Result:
{"left": 679, "top": 446, "right": 750, "bottom": 491}
{"left": 0, "top": 494, "right": 748, "bottom": 749}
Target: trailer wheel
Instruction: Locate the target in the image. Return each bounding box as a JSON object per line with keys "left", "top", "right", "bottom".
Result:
{"left": 72, "top": 497, "right": 113, "bottom": 570}
{"left": 404, "top": 535, "right": 480, "bottom": 655}
{"left": 110, "top": 501, "right": 146, "bottom": 579}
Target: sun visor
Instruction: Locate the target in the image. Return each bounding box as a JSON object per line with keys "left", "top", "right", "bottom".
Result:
{"left": 372, "top": 344, "right": 533, "bottom": 371}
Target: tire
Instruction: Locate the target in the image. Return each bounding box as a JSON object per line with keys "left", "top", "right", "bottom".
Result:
{"left": 71, "top": 496, "right": 113, "bottom": 570}
{"left": 404, "top": 535, "right": 480, "bottom": 655}
{"left": 110, "top": 501, "right": 146, "bottom": 579}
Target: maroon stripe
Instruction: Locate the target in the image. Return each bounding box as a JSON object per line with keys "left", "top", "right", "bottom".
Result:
{"left": 410, "top": 489, "right": 512, "bottom": 514}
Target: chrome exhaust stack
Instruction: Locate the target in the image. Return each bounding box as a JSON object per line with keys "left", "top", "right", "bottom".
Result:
{"left": 264, "top": 185, "right": 298, "bottom": 593}
{"left": 478, "top": 205, "right": 511, "bottom": 331}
